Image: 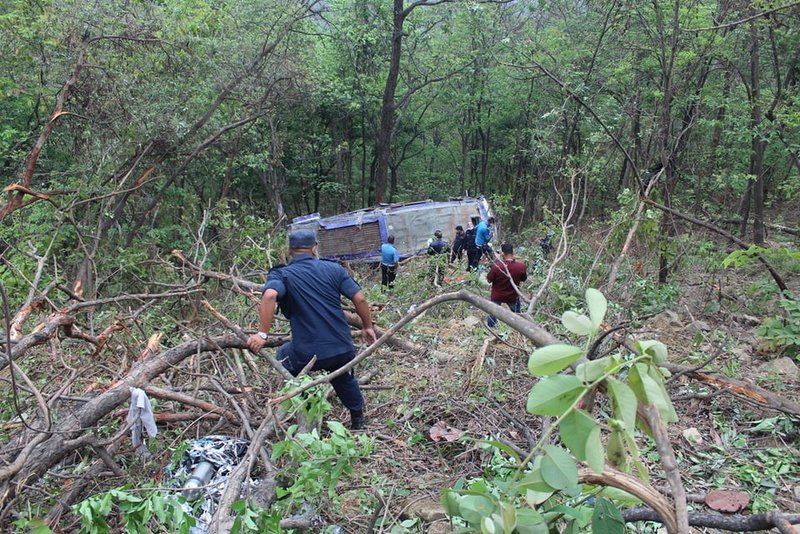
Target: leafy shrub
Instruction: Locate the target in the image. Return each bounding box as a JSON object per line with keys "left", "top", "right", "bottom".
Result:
{"left": 443, "top": 289, "right": 675, "bottom": 533}
{"left": 757, "top": 295, "right": 800, "bottom": 358}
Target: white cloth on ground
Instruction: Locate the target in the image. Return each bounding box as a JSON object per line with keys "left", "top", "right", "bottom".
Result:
{"left": 127, "top": 387, "right": 157, "bottom": 454}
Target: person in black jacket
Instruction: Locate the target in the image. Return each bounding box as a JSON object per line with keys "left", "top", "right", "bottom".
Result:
{"left": 450, "top": 225, "right": 466, "bottom": 263}
{"left": 464, "top": 217, "right": 481, "bottom": 271}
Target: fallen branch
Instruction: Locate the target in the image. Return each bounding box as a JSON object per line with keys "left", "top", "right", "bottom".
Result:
{"left": 605, "top": 172, "right": 661, "bottom": 289}
{"left": 0, "top": 34, "right": 89, "bottom": 221}
{"left": 0, "top": 334, "right": 283, "bottom": 508}
{"left": 641, "top": 198, "right": 788, "bottom": 293}
{"left": 622, "top": 507, "right": 800, "bottom": 531}
{"left": 660, "top": 362, "right": 800, "bottom": 417}
{"left": 143, "top": 385, "right": 240, "bottom": 423}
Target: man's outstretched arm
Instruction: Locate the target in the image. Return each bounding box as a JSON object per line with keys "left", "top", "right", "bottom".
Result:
{"left": 351, "top": 291, "right": 377, "bottom": 345}
{"left": 247, "top": 288, "right": 279, "bottom": 352}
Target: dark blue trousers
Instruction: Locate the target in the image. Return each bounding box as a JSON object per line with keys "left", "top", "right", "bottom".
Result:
{"left": 487, "top": 299, "right": 521, "bottom": 328}
{"left": 276, "top": 342, "right": 364, "bottom": 412}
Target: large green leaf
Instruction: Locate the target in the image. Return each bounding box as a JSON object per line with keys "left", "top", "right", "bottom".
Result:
{"left": 458, "top": 495, "right": 495, "bottom": 525}
{"left": 441, "top": 489, "right": 460, "bottom": 517}
{"left": 541, "top": 445, "right": 578, "bottom": 490}
{"left": 524, "top": 488, "right": 554, "bottom": 506}
{"left": 606, "top": 378, "right": 637, "bottom": 434}
{"left": 591, "top": 498, "right": 625, "bottom": 534}
{"left": 630, "top": 363, "right": 678, "bottom": 424}
{"left": 515, "top": 508, "right": 548, "bottom": 534}
{"left": 585, "top": 288, "right": 607, "bottom": 329}
{"left": 635, "top": 339, "right": 668, "bottom": 363}
{"left": 646, "top": 365, "right": 678, "bottom": 423}
{"left": 585, "top": 425, "right": 605, "bottom": 473}
{"left": 561, "top": 311, "right": 594, "bottom": 336}
{"left": 527, "top": 376, "right": 585, "bottom": 416}
{"left": 559, "top": 409, "right": 597, "bottom": 460}
{"left": 501, "top": 503, "right": 517, "bottom": 533}
{"left": 596, "top": 487, "right": 643, "bottom": 507}
{"left": 528, "top": 344, "right": 583, "bottom": 376}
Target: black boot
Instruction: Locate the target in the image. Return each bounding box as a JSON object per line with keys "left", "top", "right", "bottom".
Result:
{"left": 350, "top": 409, "right": 365, "bottom": 430}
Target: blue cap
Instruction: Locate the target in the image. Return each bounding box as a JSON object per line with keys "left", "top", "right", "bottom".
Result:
{"left": 289, "top": 229, "right": 317, "bottom": 248}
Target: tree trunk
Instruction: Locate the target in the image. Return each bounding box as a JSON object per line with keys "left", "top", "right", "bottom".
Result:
{"left": 373, "top": 0, "right": 405, "bottom": 204}
{"left": 750, "top": 20, "right": 766, "bottom": 245}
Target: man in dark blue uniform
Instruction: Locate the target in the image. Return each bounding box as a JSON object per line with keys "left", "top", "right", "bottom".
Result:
{"left": 247, "top": 229, "right": 377, "bottom": 430}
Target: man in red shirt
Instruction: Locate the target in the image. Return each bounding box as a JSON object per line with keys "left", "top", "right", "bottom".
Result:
{"left": 486, "top": 243, "right": 527, "bottom": 327}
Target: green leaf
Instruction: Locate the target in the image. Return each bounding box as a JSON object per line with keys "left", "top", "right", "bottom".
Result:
{"left": 528, "top": 344, "right": 583, "bottom": 376}
{"left": 591, "top": 498, "right": 625, "bottom": 534}
{"left": 501, "top": 503, "right": 517, "bottom": 533}
{"left": 559, "top": 409, "right": 596, "bottom": 460}
{"left": 596, "top": 487, "right": 643, "bottom": 507}
{"left": 458, "top": 495, "right": 495, "bottom": 525}
{"left": 481, "top": 440, "right": 521, "bottom": 464}
{"left": 527, "top": 376, "right": 585, "bottom": 416}
{"left": 575, "top": 356, "right": 610, "bottom": 384}
{"left": 327, "top": 420, "right": 348, "bottom": 437}
{"left": 541, "top": 445, "right": 578, "bottom": 490}
{"left": 585, "top": 425, "right": 605, "bottom": 473}
{"left": 515, "top": 508, "right": 547, "bottom": 534}
{"left": 585, "top": 288, "right": 607, "bottom": 329}
{"left": 646, "top": 365, "right": 678, "bottom": 423}
{"left": 561, "top": 311, "right": 594, "bottom": 336}
{"left": 442, "top": 489, "right": 461, "bottom": 517}
{"left": 524, "top": 488, "right": 554, "bottom": 506}
{"left": 635, "top": 339, "right": 668, "bottom": 363}
{"left": 606, "top": 379, "right": 637, "bottom": 434}
{"left": 630, "top": 363, "right": 677, "bottom": 423}
{"left": 517, "top": 460, "right": 553, "bottom": 494}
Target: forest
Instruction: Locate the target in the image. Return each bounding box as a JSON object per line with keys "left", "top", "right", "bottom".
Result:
{"left": 0, "top": 0, "right": 799, "bottom": 532}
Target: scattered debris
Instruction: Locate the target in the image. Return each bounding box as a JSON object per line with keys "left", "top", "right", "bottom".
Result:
{"left": 165, "top": 435, "right": 252, "bottom": 531}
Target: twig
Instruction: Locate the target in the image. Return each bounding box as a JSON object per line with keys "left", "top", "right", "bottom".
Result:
{"left": 605, "top": 171, "right": 661, "bottom": 289}
{"left": 201, "top": 299, "right": 293, "bottom": 381}
{"left": 641, "top": 405, "right": 689, "bottom": 534}
{"left": 144, "top": 385, "right": 239, "bottom": 423}
{"left": 528, "top": 172, "right": 579, "bottom": 311}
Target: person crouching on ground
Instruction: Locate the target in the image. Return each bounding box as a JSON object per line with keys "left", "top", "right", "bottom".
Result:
{"left": 247, "top": 229, "right": 377, "bottom": 430}
{"left": 486, "top": 243, "right": 527, "bottom": 327}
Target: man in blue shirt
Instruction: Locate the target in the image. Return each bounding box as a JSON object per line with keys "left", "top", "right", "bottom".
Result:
{"left": 380, "top": 235, "right": 400, "bottom": 289}
{"left": 475, "top": 217, "right": 495, "bottom": 261}
{"left": 247, "top": 230, "right": 377, "bottom": 430}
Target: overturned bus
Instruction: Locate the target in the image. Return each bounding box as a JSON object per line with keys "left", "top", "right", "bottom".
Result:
{"left": 289, "top": 197, "right": 493, "bottom": 261}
